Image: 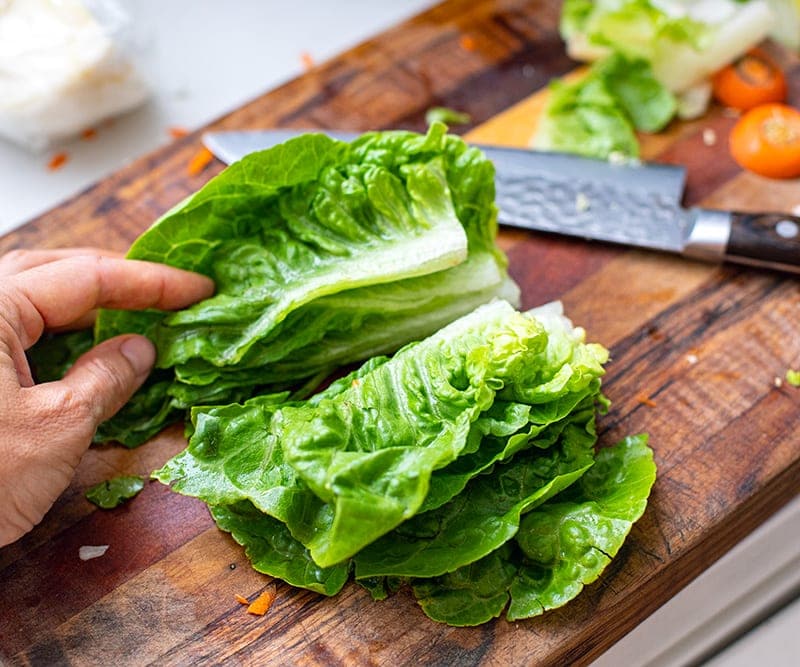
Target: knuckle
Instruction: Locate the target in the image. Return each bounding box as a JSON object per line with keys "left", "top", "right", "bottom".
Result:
{"left": 37, "top": 384, "right": 95, "bottom": 426}
{"left": 82, "top": 354, "right": 133, "bottom": 400}
{"left": 0, "top": 283, "right": 43, "bottom": 348}
{"left": 0, "top": 248, "right": 31, "bottom": 270}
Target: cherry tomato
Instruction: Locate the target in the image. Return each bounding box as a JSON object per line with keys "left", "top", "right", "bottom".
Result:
{"left": 712, "top": 49, "right": 787, "bottom": 111}
{"left": 729, "top": 104, "right": 800, "bottom": 179}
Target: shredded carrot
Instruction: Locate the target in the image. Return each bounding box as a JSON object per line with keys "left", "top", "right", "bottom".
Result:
{"left": 187, "top": 147, "right": 214, "bottom": 176}
{"left": 246, "top": 584, "right": 277, "bottom": 616}
{"left": 47, "top": 152, "right": 69, "bottom": 171}
{"left": 636, "top": 394, "right": 657, "bottom": 408}
{"left": 459, "top": 35, "right": 477, "bottom": 52}
{"left": 300, "top": 51, "right": 315, "bottom": 71}
{"left": 169, "top": 126, "right": 189, "bottom": 139}
{"left": 81, "top": 128, "right": 97, "bottom": 140}
{"left": 235, "top": 594, "right": 250, "bottom": 605}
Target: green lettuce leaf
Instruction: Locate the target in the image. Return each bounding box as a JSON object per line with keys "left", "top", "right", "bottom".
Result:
{"left": 594, "top": 53, "right": 677, "bottom": 133}
{"left": 209, "top": 501, "right": 350, "bottom": 596}
{"left": 411, "top": 434, "right": 656, "bottom": 626}
{"left": 85, "top": 475, "right": 146, "bottom": 509}
{"left": 508, "top": 432, "right": 657, "bottom": 620}
{"left": 352, "top": 407, "right": 598, "bottom": 579}
{"left": 89, "top": 123, "right": 513, "bottom": 447}
{"left": 536, "top": 72, "right": 638, "bottom": 159}
{"left": 412, "top": 544, "right": 518, "bottom": 626}
{"left": 534, "top": 52, "right": 676, "bottom": 159}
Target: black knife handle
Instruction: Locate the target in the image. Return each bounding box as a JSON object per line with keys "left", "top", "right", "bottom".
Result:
{"left": 727, "top": 212, "right": 800, "bottom": 273}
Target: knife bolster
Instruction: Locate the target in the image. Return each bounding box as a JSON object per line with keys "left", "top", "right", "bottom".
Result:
{"left": 684, "top": 209, "right": 731, "bottom": 262}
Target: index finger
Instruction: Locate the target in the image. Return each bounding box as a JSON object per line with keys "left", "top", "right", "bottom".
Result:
{"left": 0, "top": 247, "right": 126, "bottom": 276}
{"left": 4, "top": 255, "right": 215, "bottom": 349}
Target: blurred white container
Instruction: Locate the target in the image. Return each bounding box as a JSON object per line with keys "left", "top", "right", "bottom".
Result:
{"left": 0, "top": 0, "right": 149, "bottom": 151}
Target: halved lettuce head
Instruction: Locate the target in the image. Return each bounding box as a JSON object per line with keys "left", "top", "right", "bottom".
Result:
{"left": 545, "top": 0, "right": 777, "bottom": 157}
{"left": 560, "top": 0, "right": 774, "bottom": 94}
{"left": 154, "top": 300, "right": 655, "bottom": 625}
{"left": 46, "top": 123, "right": 518, "bottom": 446}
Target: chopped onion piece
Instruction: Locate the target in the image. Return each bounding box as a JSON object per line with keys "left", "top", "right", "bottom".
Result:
{"left": 79, "top": 545, "right": 109, "bottom": 561}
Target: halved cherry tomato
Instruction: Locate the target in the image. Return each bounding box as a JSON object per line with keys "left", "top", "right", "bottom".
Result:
{"left": 729, "top": 104, "right": 800, "bottom": 179}
{"left": 712, "top": 48, "right": 787, "bottom": 111}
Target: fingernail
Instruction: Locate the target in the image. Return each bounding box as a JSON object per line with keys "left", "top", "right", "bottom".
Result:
{"left": 120, "top": 336, "right": 156, "bottom": 376}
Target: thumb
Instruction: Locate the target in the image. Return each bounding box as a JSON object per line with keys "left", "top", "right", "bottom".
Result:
{"left": 58, "top": 334, "right": 156, "bottom": 426}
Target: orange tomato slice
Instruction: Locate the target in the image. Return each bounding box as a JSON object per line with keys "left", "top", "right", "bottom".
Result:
{"left": 729, "top": 104, "right": 800, "bottom": 179}
{"left": 712, "top": 49, "right": 787, "bottom": 111}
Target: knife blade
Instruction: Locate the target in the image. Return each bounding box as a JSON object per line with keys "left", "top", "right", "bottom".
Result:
{"left": 203, "top": 130, "right": 800, "bottom": 274}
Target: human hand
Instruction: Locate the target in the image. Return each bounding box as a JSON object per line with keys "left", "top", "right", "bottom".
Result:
{"left": 0, "top": 248, "right": 214, "bottom": 547}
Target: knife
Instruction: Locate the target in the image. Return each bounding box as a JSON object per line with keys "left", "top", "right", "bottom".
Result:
{"left": 203, "top": 130, "right": 800, "bottom": 274}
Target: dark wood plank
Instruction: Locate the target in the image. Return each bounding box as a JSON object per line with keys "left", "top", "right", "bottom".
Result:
{"left": 1, "top": 1, "right": 799, "bottom": 666}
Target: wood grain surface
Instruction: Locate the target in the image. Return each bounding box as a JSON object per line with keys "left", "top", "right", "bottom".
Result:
{"left": 1, "top": 1, "right": 799, "bottom": 665}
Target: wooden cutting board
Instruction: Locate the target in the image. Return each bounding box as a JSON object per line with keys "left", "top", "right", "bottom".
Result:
{"left": 1, "top": 1, "right": 799, "bottom": 665}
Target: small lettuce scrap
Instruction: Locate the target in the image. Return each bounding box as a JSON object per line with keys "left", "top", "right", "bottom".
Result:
{"left": 425, "top": 107, "right": 472, "bottom": 126}
{"left": 155, "top": 301, "right": 655, "bottom": 625}
{"left": 85, "top": 475, "right": 146, "bottom": 509}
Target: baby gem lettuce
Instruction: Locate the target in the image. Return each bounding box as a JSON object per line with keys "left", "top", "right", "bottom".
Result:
{"left": 155, "top": 301, "right": 656, "bottom": 625}
{"left": 91, "top": 122, "right": 517, "bottom": 446}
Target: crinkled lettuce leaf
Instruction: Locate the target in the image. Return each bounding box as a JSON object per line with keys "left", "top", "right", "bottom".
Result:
{"left": 596, "top": 53, "right": 677, "bottom": 133}
{"left": 274, "top": 301, "right": 550, "bottom": 566}
{"left": 412, "top": 434, "right": 656, "bottom": 626}
{"left": 79, "top": 123, "right": 515, "bottom": 446}
{"left": 209, "top": 501, "right": 350, "bottom": 596}
{"left": 352, "top": 404, "right": 598, "bottom": 579}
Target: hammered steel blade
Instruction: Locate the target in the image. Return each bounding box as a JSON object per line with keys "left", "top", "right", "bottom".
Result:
{"left": 494, "top": 170, "right": 691, "bottom": 252}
